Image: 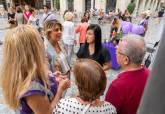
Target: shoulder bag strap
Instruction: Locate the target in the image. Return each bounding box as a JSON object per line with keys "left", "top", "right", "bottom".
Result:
{"left": 44, "top": 13, "right": 52, "bottom": 22}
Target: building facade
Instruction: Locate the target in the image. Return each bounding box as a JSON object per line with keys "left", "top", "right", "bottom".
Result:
{"left": 6, "top": 0, "right": 46, "bottom": 9}
{"left": 4, "top": 0, "right": 165, "bottom": 15}
{"left": 59, "top": 0, "right": 163, "bottom": 15}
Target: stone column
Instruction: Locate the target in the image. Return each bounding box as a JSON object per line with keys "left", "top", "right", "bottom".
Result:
{"left": 6, "top": 0, "right": 14, "bottom": 7}
{"left": 95, "top": 0, "right": 100, "bottom": 10}
{"left": 91, "top": 0, "right": 94, "bottom": 10}
{"left": 6, "top": 0, "right": 10, "bottom": 8}
{"left": 154, "top": 0, "right": 158, "bottom": 11}
{"left": 150, "top": 0, "right": 156, "bottom": 11}
{"left": 94, "top": 0, "right": 105, "bottom": 12}
{"left": 60, "top": 0, "right": 68, "bottom": 14}
{"left": 50, "top": 0, "right": 54, "bottom": 10}
{"left": 146, "top": 0, "right": 151, "bottom": 9}
{"left": 141, "top": 0, "right": 147, "bottom": 11}
{"left": 116, "top": 0, "right": 131, "bottom": 13}
{"left": 74, "top": 0, "right": 85, "bottom": 16}
{"left": 133, "top": 0, "right": 140, "bottom": 17}
{"left": 43, "top": 0, "right": 46, "bottom": 5}
{"left": 157, "top": 1, "right": 162, "bottom": 10}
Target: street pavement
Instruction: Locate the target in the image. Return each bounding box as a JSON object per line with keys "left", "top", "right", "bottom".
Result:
{"left": 0, "top": 15, "right": 163, "bottom": 113}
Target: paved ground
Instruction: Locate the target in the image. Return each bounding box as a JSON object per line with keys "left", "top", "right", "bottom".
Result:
{"left": 0, "top": 14, "right": 163, "bottom": 113}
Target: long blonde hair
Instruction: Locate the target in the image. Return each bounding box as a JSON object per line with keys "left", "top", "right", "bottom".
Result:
{"left": 1, "top": 25, "right": 49, "bottom": 109}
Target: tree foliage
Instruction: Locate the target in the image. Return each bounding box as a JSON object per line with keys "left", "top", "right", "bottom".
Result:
{"left": 127, "top": 1, "right": 136, "bottom": 14}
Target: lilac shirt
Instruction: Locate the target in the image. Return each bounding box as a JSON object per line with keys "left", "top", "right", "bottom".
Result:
{"left": 16, "top": 74, "right": 57, "bottom": 114}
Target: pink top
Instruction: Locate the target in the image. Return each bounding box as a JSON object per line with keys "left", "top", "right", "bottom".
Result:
{"left": 75, "top": 22, "right": 88, "bottom": 44}
{"left": 23, "top": 11, "right": 32, "bottom": 21}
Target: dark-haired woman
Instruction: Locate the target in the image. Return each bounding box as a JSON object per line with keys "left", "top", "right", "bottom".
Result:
{"left": 77, "top": 24, "right": 111, "bottom": 71}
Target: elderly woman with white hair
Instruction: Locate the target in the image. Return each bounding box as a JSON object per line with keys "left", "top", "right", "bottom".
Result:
{"left": 62, "top": 11, "right": 75, "bottom": 65}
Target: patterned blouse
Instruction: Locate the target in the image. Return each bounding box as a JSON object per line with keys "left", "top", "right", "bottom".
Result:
{"left": 54, "top": 97, "right": 117, "bottom": 114}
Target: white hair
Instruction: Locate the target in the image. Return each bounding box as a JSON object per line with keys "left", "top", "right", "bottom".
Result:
{"left": 64, "top": 11, "right": 74, "bottom": 21}
{"left": 122, "top": 34, "right": 146, "bottom": 64}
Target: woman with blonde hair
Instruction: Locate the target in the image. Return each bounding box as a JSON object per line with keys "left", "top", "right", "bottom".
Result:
{"left": 62, "top": 11, "right": 75, "bottom": 65}
{"left": 54, "top": 59, "right": 116, "bottom": 114}
{"left": 44, "top": 20, "right": 70, "bottom": 75}
{"left": 1, "top": 25, "right": 70, "bottom": 114}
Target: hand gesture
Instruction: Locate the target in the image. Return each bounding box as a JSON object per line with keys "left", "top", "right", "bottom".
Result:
{"left": 53, "top": 71, "right": 68, "bottom": 82}
{"left": 58, "top": 78, "right": 70, "bottom": 92}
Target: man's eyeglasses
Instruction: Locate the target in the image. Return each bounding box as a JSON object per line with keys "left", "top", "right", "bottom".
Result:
{"left": 116, "top": 50, "right": 131, "bottom": 62}
{"left": 117, "top": 51, "right": 127, "bottom": 56}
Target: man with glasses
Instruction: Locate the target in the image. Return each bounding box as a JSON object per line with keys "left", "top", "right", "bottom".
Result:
{"left": 105, "top": 34, "right": 150, "bottom": 114}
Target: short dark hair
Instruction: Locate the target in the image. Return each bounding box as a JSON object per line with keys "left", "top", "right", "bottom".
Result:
{"left": 81, "top": 17, "right": 88, "bottom": 23}
{"left": 43, "top": 5, "right": 50, "bottom": 9}
{"left": 29, "top": 8, "right": 35, "bottom": 14}
{"left": 16, "top": 6, "right": 22, "bottom": 13}
{"left": 73, "top": 59, "right": 107, "bottom": 102}
{"left": 131, "top": 0, "right": 134, "bottom": 3}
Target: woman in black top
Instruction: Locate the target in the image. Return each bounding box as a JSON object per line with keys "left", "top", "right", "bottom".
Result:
{"left": 77, "top": 24, "right": 111, "bottom": 70}
{"left": 7, "top": 7, "right": 17, "bottom": 28}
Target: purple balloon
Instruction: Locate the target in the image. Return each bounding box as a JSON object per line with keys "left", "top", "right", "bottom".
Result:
{"left": 131, "top": 24, "right": 145, "bottom": 35}
{"left": 121, "top": 21, "right": 132, "bottom": 34}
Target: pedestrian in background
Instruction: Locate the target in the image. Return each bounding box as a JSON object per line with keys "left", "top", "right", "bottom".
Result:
{"left": 15, "top": 6, "right": 23, "bottom": 25}
{"left": 122, "top": 9, "right": 132, "bottom": 22}
{"left": 28, "top": 8, "right": 40, "bottom": 30}
{"left": 23, "top": 4, "right": 31, "bottom": 24}
{"left": 110, "top": 17, "right": 120, "bottom": 38}
{"left": 139, "top": 12, "right": 148, "bottom": 35}
{"left": 84, "top": 10, "right": 90, "bottom": 21}
{"left": 75, "top": 17, "right": 88, "bottom": 47}
{"left": 7, "top": 7, "right": 17, "bottom": 28}
{"left": 41, "top": 5, "right": 56, "bottom": 28}
{"left": 62, "top": 11, "right": 75, "bottom": 65}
